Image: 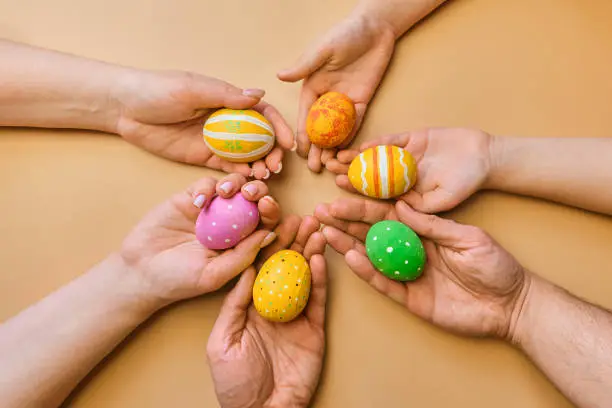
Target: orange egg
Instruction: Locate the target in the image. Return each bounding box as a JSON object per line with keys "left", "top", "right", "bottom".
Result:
{"left": 306, "top": 92, "right": 356, "bottom": 148}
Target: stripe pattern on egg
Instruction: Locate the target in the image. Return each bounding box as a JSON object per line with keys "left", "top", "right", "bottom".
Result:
{"left": 348, "top": 145, "right": 417, "bottom": 199}
{"left": 203, "top": 108, "right": 275, "bottom": 163}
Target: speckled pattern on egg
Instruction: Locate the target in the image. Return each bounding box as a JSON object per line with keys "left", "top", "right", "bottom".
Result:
{"left": 253, "top": 250, "right": 311, "bottom": 323}
{"left": 306, "top": 92, "right": 356, "bottom": 148}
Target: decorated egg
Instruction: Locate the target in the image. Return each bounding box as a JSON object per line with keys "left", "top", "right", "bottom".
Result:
{"left": 365, "top": 220, "right": 426, "bottom": 281}
{"left": 253, "top": 250, "right": 311, "bottom": 322}
{"left": 203, "top": 108, "right": 275, "bottom": 163}
{"left": 306, "top": 92, "right": 356, "bottom": 148}
{"left": 348, "top": 145, "right": 417, "bottom": 199}
{"left": 195, "top": 193, "right": 260, "bottom": 250}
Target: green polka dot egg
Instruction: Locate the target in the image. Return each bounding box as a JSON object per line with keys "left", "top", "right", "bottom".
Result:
{"left": 365, "top": 220, "right": 426, "bottom": 281}
{"left": 253, "top": 250, "right": 311, "bottom": 322}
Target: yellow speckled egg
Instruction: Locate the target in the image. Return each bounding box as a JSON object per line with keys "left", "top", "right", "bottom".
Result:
{"left": 203, "top": 108, "right": 275, "bottom": 163}
{"left": 306, "top": 92, "right": 356, "bottom": 148}
{"left": 253, "top": 250, "right": 311, "bottom": 323}
{"left": 348, "top": 145, "right": 417, "bottom": 199}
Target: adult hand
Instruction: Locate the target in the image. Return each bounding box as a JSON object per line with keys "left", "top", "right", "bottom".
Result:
{"left": 120, "top": 173, "right": 281, "bottom": 307}
{"left": 319, "top": 197, "right": 529, "bottom": 339}
{"left": 207, "top": 216, "right": 327, "bottom": 408}
{"left": 278, "top": 13, "right": 396, "bottom": 173}
{"left": 327, "top": 128, "right": 494, "bottom": 213}
{"left": 113, "top": 70, "right": 294, "bottom": 179}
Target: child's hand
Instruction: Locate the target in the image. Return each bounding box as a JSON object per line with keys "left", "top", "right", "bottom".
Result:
{"left": 119, "top": 173, "right": 281, "bottom": 308}
{"left": 113, "top": 70, "right": 294, "bottom": 180}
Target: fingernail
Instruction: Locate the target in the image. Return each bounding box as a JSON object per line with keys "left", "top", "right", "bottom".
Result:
{"left": 244, "top": 183, "right": 258, "bottom": 196}
{"left": 249, "top": 168, "right": 255, "bottom": 178}
{"left": 273, "top": 162, "right": 283, "bottom": 174}
{"left": 260, "top": 232, "right": 277, "bottom": 248}
{"left": 193, "top": 194, "right": 206, "bottom": 208}
{"left": 262, "top": 195, "right": 277, "bottom": 205}
{"left": 219, "top": 182, "right": 233, "bottom": 194}
{"left": 243, "top": 88, "right": 265, "bottom": 98}
{"left": 263, "top": 169, "right": 271, "bottom": 180}
{"left": 290, "top": 141, "right": 298, "bottom": 152}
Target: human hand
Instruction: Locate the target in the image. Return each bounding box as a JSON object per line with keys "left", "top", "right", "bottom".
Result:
{"left": 112, "top": 69, "right": 294, "bottom": 179}
{"left": 326, "top": 128, "right": 494, "bottom": 213}
{"left": 120, "top": 173, "right": 283, "bottom": 308}
{"left": 277, "top": 13, "right": 396, "bottom": 173}
{"left": 319, "top": 197, "right": 529, "bottom": 339}
{"left": 207, "top": 216, "right": 327, "bottom": 408}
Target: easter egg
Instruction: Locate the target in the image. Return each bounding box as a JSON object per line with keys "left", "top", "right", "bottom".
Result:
{"left": 203, "top": 108, "right": 275, "bottom": 163}
{"left": 253, "top": 250, "right": 311, "bottom": 323}
{"left": 348, "top": 145, "right": 417, "bottom": 199}
{"left": 365, "top": 220, "right": 426, "bottom": 281}
{"left": 195, "top": 193, "right": 260, "bottom": 250}
{"left": 306, "top": 92, "right": 356, "bottom": 148}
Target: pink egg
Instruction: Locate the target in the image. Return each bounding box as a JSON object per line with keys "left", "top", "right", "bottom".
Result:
{"left": 195, "top": 193, "right": 260, "bottom": 250}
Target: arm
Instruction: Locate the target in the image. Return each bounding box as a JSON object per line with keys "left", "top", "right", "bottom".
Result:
{"left": 353, "top": 0, "right": 448, "bottom": 38}
{"left": 512, "top": 275, "right": 612, "bottom": 408}
{"left": 0, "top": 255, "right": 157, "bottom": 407}
{"left": 488, "top": 136, "right": 612, "bottom": 215}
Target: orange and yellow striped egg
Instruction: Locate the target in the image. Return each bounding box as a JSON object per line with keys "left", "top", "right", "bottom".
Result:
{"left": 203, "top": 108, "right": 275, "bottom": 163}
{"left": 348, "top": 145, "right": 417, "bottom": 199}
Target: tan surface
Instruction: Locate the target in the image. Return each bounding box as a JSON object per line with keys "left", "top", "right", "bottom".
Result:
{"left": 1, "top": 0, "right": 612, "bottom": 406}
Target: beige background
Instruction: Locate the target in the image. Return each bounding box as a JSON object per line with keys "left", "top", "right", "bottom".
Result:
{"left": 1, "top": 0, "right": 612, "bottom": 406}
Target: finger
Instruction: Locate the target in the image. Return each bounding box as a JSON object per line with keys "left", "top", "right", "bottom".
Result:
{"left": 257, "top": 214, "right": 302, "bottom": 268}
{"left": 207, "top": 266, "right": 256, "bottom": 352}
{"left": 304, "top": 254, "right": 327, "bottom": 327}
{"left": 296, "top": 86, "right": 318, "bottom": 157}
{"left": 253, "top": 102, "right": 294, "bottom": 151}
{"left": 204, "top": 155, "right": 252, "bottom": 178}
{"left": 335, "top": 175, "right": 359, "bottom": 194}
{"left": 328, "top": 197, "right": 396, "bottom": 224}
{"left": 395, "top": 201, "right": 466, "bottom": 245}
{"left": 203, "top": 230, "right": 276, "bottom": 292}
{"left": 216, "top": 173, "right": 248, "bottom": 198}
{"left": 321, "top": 226, "right": 366, "bottom": 256}
{"left": 338, "top": 102, "right": 367, "bottom": 149}
{"left": 308, "top": 145, "right": 323, "bottom": 173}
{"left": 325, "top": 159, "right": 350, "bottom": 175}
{"left": 345, "top": 250, "right": 408, "bottom": 305}
{"left": 241, "top": 181, "right": 269, "bottom": 201}
{"left": 314, "top": 203, "right": 370, "bottom": 241}
{"left": 264, "top": 147, "right": 284, "bottom": 175}
{"left": 303, "top": 231, "right": 327, "bottom": 260}
{"left": 320, "top": 149, "right": 336, "bottom": 166}
{"left": 360, "top": 133, "right": 411, "bottom": 151}
{"left": 252, "top": 160, "right": 270, "bottom": 180}
{"left": 258, "top": 196, "right": 281, "bottom": 230}
{"left": 401, "top": 188, "right": 459, "bottom": 214}
{"left": 277, "top": 45, "right": 332, "bottom": 82}
{"left": 290, "top": 216, "right": 320, "bottom": 253}
{"left": 192, "top": 77, "right": 264, "bottom": 110}
{"left": 178, "top": 177, "right": 218, "bottom": 220}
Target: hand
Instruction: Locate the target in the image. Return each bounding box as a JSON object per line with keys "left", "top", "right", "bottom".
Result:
{"left": 278, "top": 13, "right": 396, "bottom": 173}
{"left": 120, "top": 173, "right": 282, "bottom": 307}
{"left": 327, "top": 128, "right": 494, "bottom": 213}
{"left": 112, "top": 69, "right": 294, "bottom": 179}
{"left": 207, "top": 216, "right": 327, "bottom": 408}
{"left": 319, "top": 197, "right": 530, "bottom": 339}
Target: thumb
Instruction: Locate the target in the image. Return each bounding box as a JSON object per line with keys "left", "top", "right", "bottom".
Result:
{"left": 202, "top": 230, "right": 276, "bottom": 293}
{"left": 402, "top": 188, "right": 458, "bottom": 214}
{"left": 277, "top": 45, "right": 332, "bottom": 82}
{"left": 208, "top": 267, "right": 256, "bottom": 352}
{"left": 191, "top": 76, "right": 265, "bottom": 110}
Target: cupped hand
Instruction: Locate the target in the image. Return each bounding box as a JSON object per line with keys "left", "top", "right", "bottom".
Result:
{"left": 278, "top": 13, "right": 396, "bottom": 173}
{"left": 319, "top": 197, "right": 529, "bottom": 339}
{"left": 120, "top": 173, "right": 282, "bottom": 307}
{"left": 207, "top": 215, "right": 327, "bottom": 408}
{"left": 112, "top": 69, "right": 294, "bottom": 179}
{"left": 327, "top": 128, "right": 494, "bottom": 212}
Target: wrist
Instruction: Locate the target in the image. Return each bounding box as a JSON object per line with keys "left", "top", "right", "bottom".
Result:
{"left": 507, "top": 272, "right": 548, "bottom": 346}
{"left": 483, "top": 134, "right": 507, "bottom": 190}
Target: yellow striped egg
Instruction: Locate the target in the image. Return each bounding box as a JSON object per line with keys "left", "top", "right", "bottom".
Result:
{"left": 348, "top": 145, "right": 417, "bottom": 199}
{"left": 203, "top": 108, "right": 275, "bottom": 163}
{"left": 253, "top": 250, "right": 311, "bottom": 323}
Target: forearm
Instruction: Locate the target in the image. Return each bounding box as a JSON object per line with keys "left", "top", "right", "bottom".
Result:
{"left": 487, "top": 136, "right": 612, "bottom": 215}
{"left": 512, "top": 274, "right": 612, "bottom": 408}
{"left": 0, "top": 39, "right": 125, "bottom": 133}
{"left": 0, "top": 254, "right": 158, "bottom": 407}
{"left": 353, "top": 0, "right": 448, "bottom": 38}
